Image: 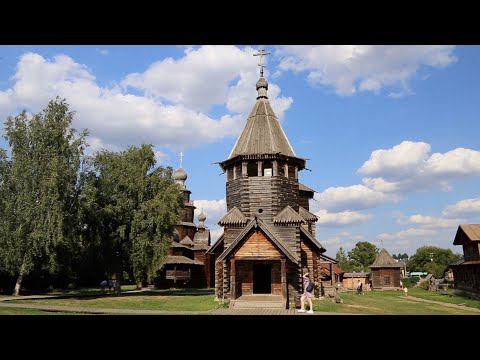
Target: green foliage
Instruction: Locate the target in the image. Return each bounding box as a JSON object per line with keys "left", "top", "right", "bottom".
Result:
{"left": 424, "top": 262, "right": 447, "bottom": 279}
{"left": 335, "top": 247, "right": 352, "bottom": 272}
{"left": 408, "top": 246, "right": 461, "bottom": 278}
{"left": 347, "top": 241, "right": 379, "bottom": 271}
{"left": 0, "top": 98, "right": 87, "bottom": 291}
{"left": 215, "top": 300, "right": 230, "bottom": 309}
{"left": 79, "top": 144, "right": 182, "bottom": 287}
{"left": 401, "top": 277, "right": 418, "bottom": 288}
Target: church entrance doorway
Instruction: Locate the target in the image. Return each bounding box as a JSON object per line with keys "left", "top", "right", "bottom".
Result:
{"left": 253, "top": 264, "right": 271, "bottom": 294}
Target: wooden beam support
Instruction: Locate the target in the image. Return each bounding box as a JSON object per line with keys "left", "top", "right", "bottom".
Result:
{"left": 281, "top": 258, "right": 287, "bottom": 304}
{"left": 330, "top": 262, "right": 334, "bottom": 286}
{"left": 230, "top": 258, "right": 236, "bottom": 300}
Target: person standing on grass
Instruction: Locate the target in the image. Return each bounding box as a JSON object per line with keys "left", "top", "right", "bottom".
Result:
{"left": 100, "top": 280, "right": 108, "bottom": 293}
{"left": 356, "top": 280, "right": 363, "bottom": 295}
{"left": 404, "top": 286, "right": 408, "bottom": 297}
{"left": 298, "top": 273, "right": 314, "bottom": 314}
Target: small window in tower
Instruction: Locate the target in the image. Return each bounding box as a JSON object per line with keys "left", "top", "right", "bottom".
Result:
{"left": 264, "top": 168, "right": 272, "bottom": 177}
{"left": 258, "top": 209, "right": 263, "bottom": 213}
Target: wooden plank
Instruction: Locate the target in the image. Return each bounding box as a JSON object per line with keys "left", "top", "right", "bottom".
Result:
{"left": 236, "top": 230, "right": 281, "bottom": 258}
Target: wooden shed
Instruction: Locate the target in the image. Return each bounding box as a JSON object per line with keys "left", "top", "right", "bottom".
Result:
{"left": 342, "top": 272, "right": 370, "bottom": 290}
{"left": 369, "top": 248, "right": 402, "bottom": 290}
{"left": 451, "top": 224, "right": 480, "bottom": 298}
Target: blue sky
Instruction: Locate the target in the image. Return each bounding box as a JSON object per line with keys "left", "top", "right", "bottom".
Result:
{"left": 1, "top": 45, "right": 479, "bottom": 258}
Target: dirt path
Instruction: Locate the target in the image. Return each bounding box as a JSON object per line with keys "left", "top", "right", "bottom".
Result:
{"left": 401, "top": 295, "right": 480, "bottom": 313}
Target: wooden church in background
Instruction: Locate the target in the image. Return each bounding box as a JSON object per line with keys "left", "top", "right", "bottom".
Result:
{"left": 207, "top": 50, "right": 337, "bottom": 309}
{"left": 155, "top": 162, "right": 214, "bottom": 288}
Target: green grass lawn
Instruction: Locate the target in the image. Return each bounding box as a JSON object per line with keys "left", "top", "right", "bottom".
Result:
{"left": 407, "top": 288, "right": 480, "bottom": 309}
{"left": 12, "top": 288, "right": 216, "bottom": 312}
{"left": 6, "top": 287, "right": 480, "bottom": 314}
{"left": 313, "top": 289, "right": 480, "bottom": 315}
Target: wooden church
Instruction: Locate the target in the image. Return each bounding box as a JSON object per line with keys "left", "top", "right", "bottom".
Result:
{"left": 155, "top": 164, "right": 214, "bottom": 288}
{"left": 207, "top": 50, "right": 337, "bottom": 309}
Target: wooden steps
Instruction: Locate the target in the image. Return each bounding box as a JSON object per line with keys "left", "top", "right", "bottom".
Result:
{"left": 231, "top": 294, "right": 285, "bottom": 309}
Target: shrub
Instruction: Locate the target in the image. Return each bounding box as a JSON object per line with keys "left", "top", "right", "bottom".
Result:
{"left": 402, "top": 277, "right": 418, "bottom": 288}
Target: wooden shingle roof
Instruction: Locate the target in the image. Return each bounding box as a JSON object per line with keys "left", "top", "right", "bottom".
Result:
{"left": 192, "top": 244, "right": 210, "bottom": 251}
{"left": 227, "top": 98, "right": 296, "bottom": 159}
{"left": 273, "top": 206, "right": 305, "bottom": 224}
{"left": 162, "top": 256, "right": 204, "bottom": 266}
{"left": 454, "top": 224, "right": 480, "bottom": 245}
{"left": 299, "top": 206, "right": 318, "bottom": 222}
{"left": 369, "top": 248, "right": 402, "bottom": 268}
{"left": 171, "top": 241, "right": 189, "bottom": 249}
{"left": 217, "top": 218, "right": 299, "bottom": 263}
{"left": 207, "top": 234, "right": 224, "bottom": 254}
{"left": 299, "top": 183, "right": 316, "bottom": 193}
{"left": 343, "top": 272, "right": 370, "bottom": 278}
{"left": 180, "top": 235, "right": 194, "bottom": 247}
{"left": 218, "top": 207, "right": 248, "bottom": 226}
{"left": 300, "top": 226, "right": 326, "bottom": 253}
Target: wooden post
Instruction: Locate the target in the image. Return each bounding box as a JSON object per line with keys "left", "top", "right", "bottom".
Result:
{"left": 294, "top": 166, "right": 298, "bottom": 179}
{"left": 242, "top": 161, "right": 247, "bottom": 176}
{"left": 257, "top": 161, "right": 262, "bottom": 176}
{"left": 230, "top": 258, "right": 236, "bottom": 300}
{"left": 284, "top": 163, "right": 289, "bottom": 178}
{"left": 281, "top": 258, "right": 287, "bottom": 305}
{"left": 273, "top": 160, "right": 278, "bottom": 176}
{"left": 330, "top": 262, "right": 334, "bottom": 286}
{"left": 233, "top": 165, "right": 237, "bottom": 180}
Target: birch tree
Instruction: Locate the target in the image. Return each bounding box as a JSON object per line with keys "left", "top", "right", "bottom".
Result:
{"left": 0, "top": 98, "right": 87, "bottom": 295}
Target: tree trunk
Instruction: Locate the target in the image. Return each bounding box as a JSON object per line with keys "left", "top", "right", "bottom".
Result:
{"left": 13, "top": 260, "right": 27, "bottom": 296}
{"left": 115, "top": 271, "right": 122, "bottom": 295}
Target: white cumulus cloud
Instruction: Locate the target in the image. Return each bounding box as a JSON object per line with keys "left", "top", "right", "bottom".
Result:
{"left": 398, "top": 214, "right": 464, "bottom": 229}
{"left": 358, "top": 141, "right": 480, "bottom": 194}
{"left": 314, "top": 184, "right": 397, "bottom": 212}
{"left": 442, "top": 197, "right": 480, "bottom": 217}
{"left": 378, "top": 228, "right": 438, "bottom": 241}
{"left": 276, "top": 45, "right": 457, "bottom": 96}
{"left": 358, "top": 141, "right": 431, "bottom": 179}
{"left": 0, "top": 47, "right": 292, "bottom": 152}
{"left": 315, "top": 209, "right": 372, "bottom": 226}
{"left": 122, "top": 45, "right": 292, "bottom": 118}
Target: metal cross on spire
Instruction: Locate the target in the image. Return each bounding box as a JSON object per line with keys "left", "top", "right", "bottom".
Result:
{"left": 179, "top": 151, "right": 184, "bottom": 168}
{"left": 253, "top": 48, "right": 270, "bottom": 77}
{"left": 380, "top": 239, "right": 384, "bottom": 248}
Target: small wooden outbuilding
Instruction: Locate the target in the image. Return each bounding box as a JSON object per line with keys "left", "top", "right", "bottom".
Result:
{"left": 369, "top": 248, "right": 402, "bottom": 290}
{"left": 451, "top": 224, "right": 480, "bottom": 298}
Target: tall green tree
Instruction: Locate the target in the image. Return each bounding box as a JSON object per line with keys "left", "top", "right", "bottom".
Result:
{"left": 0, "top": 98, "right": 87, "bottom": 295}
{"left": 80, "top": 144, "right": 182, "bottom": 291}
{"left": 131, "top": 166, "right": 182, "bottom": 285}
{"left": 408, "top": 246, "right": 461, "bottom": 278}
{"left": 335, "top": 247, "right": 352, "bottom": 272}
{"left": 348, "top": 241, "right": 379, "bottom": 272}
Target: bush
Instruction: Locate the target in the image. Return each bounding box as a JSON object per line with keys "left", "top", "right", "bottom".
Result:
{"left": 215, "top": 300, "right": 230, "bottom": 309}
{"left": 402, "top": 277, "right": 418, "bottom": 288}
